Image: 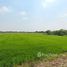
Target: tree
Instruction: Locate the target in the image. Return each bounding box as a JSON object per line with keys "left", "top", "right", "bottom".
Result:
{"left": 45, "top": 30, "right": 52, "bottom": 35}
{"left": 57, "top": 29, "right": 65, "bottom": 36}
{"left": 45, "top": 29, "right": 67, "bottom": 36}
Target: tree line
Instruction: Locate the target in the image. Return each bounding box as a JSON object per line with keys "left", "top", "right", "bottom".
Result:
{"left": 0, "top": 29, "right": 67, "bottom": 36}
{"left": 36, "top": 29, "right": 67, "bottom": 36}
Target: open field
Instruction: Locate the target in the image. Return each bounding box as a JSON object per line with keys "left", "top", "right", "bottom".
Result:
{"left": 0, "top": 33, "right": 67, "bottom": 67}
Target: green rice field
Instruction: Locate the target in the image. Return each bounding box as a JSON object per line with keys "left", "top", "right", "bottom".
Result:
{"left": 0, "top": 33, "right": 67, "bottom": 66}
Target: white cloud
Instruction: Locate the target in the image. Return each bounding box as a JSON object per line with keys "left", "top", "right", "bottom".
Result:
{"left": 19, "top": 11, "right": 29, "bottom": 20}
{"left": 60, "top": 13, "right": 67, "bottom": 18}
{"left": 19, "top": 11, "right": 27, "bottom": 16}
{"left": 0, "top": 6, "right": 11, "bottom": 14}
{"left": 22, "top": 17, "right": 28, "bottom": 20}
{"left": 57, "top": 10, "right": 67, "bottom": 19}
{"left": 45, "top": 0, "right": 55, "bottom": 3}
{"left": 42, "top": 0, "right": 56, "bottom": 8}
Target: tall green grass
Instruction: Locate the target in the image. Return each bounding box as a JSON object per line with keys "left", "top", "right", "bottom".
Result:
{"left": 0, "top": 33, "right": 67, "bottom": 66}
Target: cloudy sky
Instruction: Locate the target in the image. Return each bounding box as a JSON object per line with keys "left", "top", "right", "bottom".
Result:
{"left": 0, "top": 0, "right": 67, "bottom": 31}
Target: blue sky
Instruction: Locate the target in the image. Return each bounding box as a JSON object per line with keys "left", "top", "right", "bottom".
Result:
{"left": 0, "top": 0, "right": 67, "bottom": 31}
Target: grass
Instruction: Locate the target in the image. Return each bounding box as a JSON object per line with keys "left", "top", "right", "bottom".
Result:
{"left": 0, "top": 33, "right": 67, "bottom": 66}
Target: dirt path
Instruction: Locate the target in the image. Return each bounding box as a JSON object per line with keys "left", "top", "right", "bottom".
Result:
{"left": 16, "top": 53, "right": 67, "bottom": 67}
{"left": 36, "top": 55, "right": 67, "bottom": 67}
